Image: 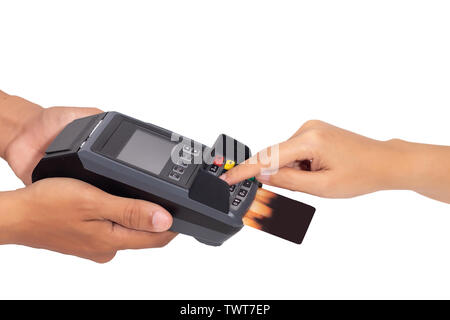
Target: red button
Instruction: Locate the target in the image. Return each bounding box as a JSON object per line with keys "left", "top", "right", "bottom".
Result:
{"left": 213, "top": 156, "right": 224, "bottom": 166}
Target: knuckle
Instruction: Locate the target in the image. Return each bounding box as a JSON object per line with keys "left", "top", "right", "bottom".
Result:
{"left": 55, "top": 108, "right": 81, "bottom": 124}
{"left": 301, "top": 119, "right": 323, "bottom": 130}
{"left": 304, "top": 128, "right": 327, "bottom": 145}
{"left": 122, "top": 200, "right": 143, "bottom": 229}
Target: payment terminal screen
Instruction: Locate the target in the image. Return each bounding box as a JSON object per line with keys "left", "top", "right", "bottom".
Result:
{"left": 117, "top": 129, "right": 175, "bottom": 175}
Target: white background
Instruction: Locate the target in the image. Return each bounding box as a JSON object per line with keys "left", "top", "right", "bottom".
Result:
{"left": 0, "top": 0, "right": 449, "bottom": 299}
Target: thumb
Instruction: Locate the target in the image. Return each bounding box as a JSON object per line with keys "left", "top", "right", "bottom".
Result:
{"left": 101, "top": 196, "right": 173, "bottom": 232}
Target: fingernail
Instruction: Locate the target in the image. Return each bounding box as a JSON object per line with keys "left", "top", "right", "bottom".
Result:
{"left": 152, "top": 211, "right": 172, "bottom": 231}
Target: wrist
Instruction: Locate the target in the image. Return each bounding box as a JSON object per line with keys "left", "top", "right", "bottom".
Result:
{"left": 0, "top": 93, "right": 43, "bottom": 160}
{"left": 0, "top": 189, "right": 27, "bottom": 245}
{"left": 379, "top": 139, "right": 430, "bottom": 192}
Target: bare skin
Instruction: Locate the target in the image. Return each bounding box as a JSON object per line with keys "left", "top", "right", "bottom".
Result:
{"left": 221, "top": 120, "right": 450, "bottom": 204}
{"left": 0, "top": 178, "right": 176, "bottom": 263}
{"left": 0, "top": 90, "right": 176, "bottom": 262}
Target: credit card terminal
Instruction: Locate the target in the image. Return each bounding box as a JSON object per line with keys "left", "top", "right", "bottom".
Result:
{"left": 32, "top": 112, "right": 258, "bottom": 246}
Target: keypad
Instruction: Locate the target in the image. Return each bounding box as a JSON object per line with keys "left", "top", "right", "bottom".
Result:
{"left": 173, "top": 165, "right": 185, "bottom": 174}
{"left": 177, "top": 160, "right": 188, "bottom": 168}
{"left": 205, "top": 157, "right": 256, "bottom": 212}
{"left": 170, "top": 160, "right": 189, "bottom": 181}
{"left": 169, "top": 171, "right": 181, "bottom": 181}
{"left": 232, "top": 198, "right": 242, "bottom": 206}
{"left": 243, "top": 180, "right": 252, "bottom": 188}
{"left": 238, "top": 189, "right": 248, "bottom": 197}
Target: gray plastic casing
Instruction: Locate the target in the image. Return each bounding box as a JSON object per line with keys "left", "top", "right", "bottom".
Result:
{"left": 32, "top": 112, "right": 258, "bottom": 246}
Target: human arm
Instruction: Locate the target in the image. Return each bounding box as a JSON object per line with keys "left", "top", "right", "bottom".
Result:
{"left": 0, "top": 90, "right": 177, "bottom": 261}
{"left": 221, "top": 120, "right": 450, "bottom": 204}
{"left": 0, "top": 90, "right": 101, "bottom": 184}
{"left": 0, "top": 178, "right": 175, "bottom": 263}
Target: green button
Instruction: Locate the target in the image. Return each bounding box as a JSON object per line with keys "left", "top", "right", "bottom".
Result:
{"left": 249, "top": 177, "right": 255, "bottom": 181}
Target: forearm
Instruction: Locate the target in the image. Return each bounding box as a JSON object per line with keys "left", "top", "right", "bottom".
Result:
{"left": 384, "top": 139, "right": 450, "bottom": 203}
{"left": 0, "top": 91, "right": 42, "bottom": 160}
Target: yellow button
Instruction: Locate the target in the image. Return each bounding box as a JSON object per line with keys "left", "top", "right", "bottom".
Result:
{"left": 224, "top": 160, "right": 235, "bottom": 170}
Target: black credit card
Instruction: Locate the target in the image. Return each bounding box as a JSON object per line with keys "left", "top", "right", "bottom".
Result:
{"left": 243, "top": 188, "right": 315, "bottom": 244}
